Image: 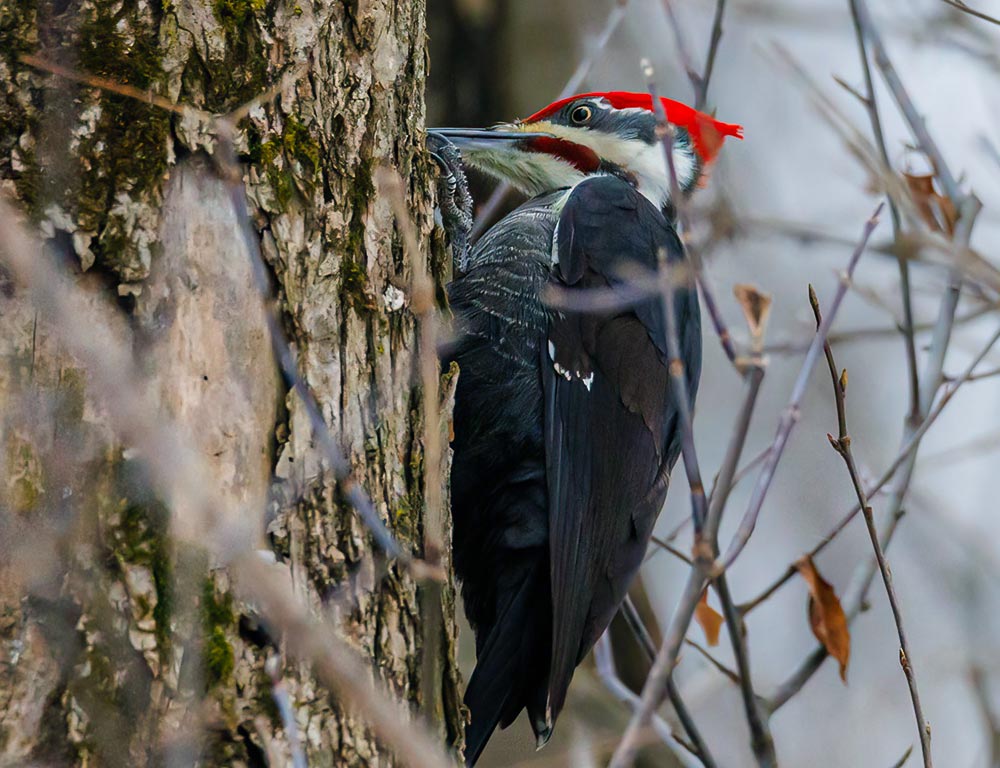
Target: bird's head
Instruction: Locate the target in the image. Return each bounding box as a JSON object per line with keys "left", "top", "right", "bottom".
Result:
{"left": 434, "top": 91, "right": 742, "bottom": 207}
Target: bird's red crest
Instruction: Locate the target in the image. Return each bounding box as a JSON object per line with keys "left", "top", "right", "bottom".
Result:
{"left": 522, "top": 91, "right": 743, "bottom": 164}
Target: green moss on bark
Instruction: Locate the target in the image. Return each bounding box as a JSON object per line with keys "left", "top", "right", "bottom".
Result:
{"left": 107, "top": 461, "right": 175, "bottom": 655}
{"left": 201, "top": 577, "right": 235, "bottom": 688}
{"left": 203, "top": 0, "right": 268, "bottom": 109}
{"left": 0, "top": 0, "right": 40, "bottom": 205}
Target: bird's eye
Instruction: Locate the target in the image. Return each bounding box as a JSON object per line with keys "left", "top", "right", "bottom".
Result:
{"left": 570, "top": 105, "right": 593, "bottom": 124}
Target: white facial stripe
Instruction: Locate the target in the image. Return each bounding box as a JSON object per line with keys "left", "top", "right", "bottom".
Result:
{"left": 525, "top": 122, "right": 696, "bottom": 207}
{"left": 631, "top": 140, "right": 697, "bottom": 207}
{"left": 468, "top": 116, "right": 698, "bottom": 204}
{"left": 460, "top": 142, "right": 586, "bottom": 197}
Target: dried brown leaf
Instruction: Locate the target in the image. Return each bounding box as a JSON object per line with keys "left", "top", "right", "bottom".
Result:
{"left": 733, "top": 283, "right": 773, "bottom": 343}
{"left": 695, "top": 589, "right": 723, "bottom": 647}
{"left": 903, "top": 171, "right": 958, "bottom": 236}
{"left": 796, "top": 555, "right": 850, "bottom": 682}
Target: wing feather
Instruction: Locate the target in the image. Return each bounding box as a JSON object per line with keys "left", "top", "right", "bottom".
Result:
{"left": 543, "top": 176, "right": 701, "bottom": 720}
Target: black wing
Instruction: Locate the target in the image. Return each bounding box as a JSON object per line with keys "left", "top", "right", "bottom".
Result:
{"left": 543, "top": 175, "right": 701, "bottom": 720}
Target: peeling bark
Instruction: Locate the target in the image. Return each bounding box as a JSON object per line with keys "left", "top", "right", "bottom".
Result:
{"left": 0, "top": 0, "right": 461, "bottom": 765}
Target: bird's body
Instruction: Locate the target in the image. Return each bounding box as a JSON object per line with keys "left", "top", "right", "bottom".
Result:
{"left": 433, "top": 92, "right": 740, "bottom": 764}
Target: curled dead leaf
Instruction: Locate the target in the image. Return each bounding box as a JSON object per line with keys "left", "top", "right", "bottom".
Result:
{"left": 733, "top": 283, "right": 773, "bottom": 344}
{"left": 796, "top": 555, "right": 850, "bottom": 682}
{"left": 903, "top": 172, "right": 958, "bottom": 236}
{"left": 695, "top": 589, "right": 723, "bottom": 647}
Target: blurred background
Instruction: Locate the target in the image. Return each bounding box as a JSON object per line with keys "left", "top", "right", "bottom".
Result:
{"left": 427, "top": 0, "right": 1000, "bottom": 765}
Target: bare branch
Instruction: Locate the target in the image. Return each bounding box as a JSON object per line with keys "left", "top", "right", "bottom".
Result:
{"left": 698, "top": 0, "right": 729, "bottom": 110}
{"left": 721, "top": 203, "right": 883, "bottom": 570}
{"left": 970, "top": 668, "right": 1000, "bottom": 766}
{"left": 890, "top": 745, "right": 915, "bottom": 768}
{"left": 213, "top": 130, "right": 418, "bottom": 567}
{"left": 684, "top": 639, "right": 740, "bottom": 685}
{"left": 266, "top": 655, "right": 309, "bottom": 768}
{"left": 644, "top": 60, "right": 741, "bottom": 368}
{"left": 940, "top": 0, "right": 1000, "bottom": 26}
{"left": 232, "top": 556, "right": 455, "bottom": 768}
{"left": 741, "top": 316, "right": 999, "bottom": 616}
{"left": 661, "top": 0, "right": 704, "bottom": 97}
{"left": 714, "top": 573, "right": 775, "bottom": 765}
{"left": 621, "top": 598, "right": 718, "bottom": 768}
{"left": 650, "top": 536, "right": 695, "bottom": 566}
{"left": 20, "top": 53, "right": 213, "bottom": 122}
{"left": 847, "top": 0, "right": 920, "bottom": 421}
{"left": 767, "top": 322, "right": 1000, "bottom": 710}
{"left": 644, "top": 62, "right": 710, "bottom": 536}
{"left": 608, "top": 566, "right": 709, "bottom": 768}
{"left": 852, "top": 0, "right": 963, "bottom": 204}
{"left": 592, "top": 634, "right": 691, "bottom": 762}
{"left": 812, "top": 291, "right": 933, "bottom": 767}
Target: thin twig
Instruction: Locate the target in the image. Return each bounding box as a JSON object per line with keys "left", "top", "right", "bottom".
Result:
{"left": 740, "top": 315, "right": 995, "bottom": 616}
{"left": 266, "top": 655, "right": 309, "bottom": 768}
{"left": 376, "top": 167, "right": 451, "bottom": 728}
{"left": 21, "top": 53, "right": 309, "bottom": 131}
{"left": 661, "top": 0, "right": 704, "bottom": 97}
{"left": 701, "top": 365, "right": 775, "bottom": 766}
{"left": 811, "top": 289, "right": 932, "bottom": 767}
{"left": 621, "top": 598, "right": 718, "bottom": 768}
{"left": 704, "top": 367, "right": 764, "bottom": 545}
{"left": 20, "top": 53, "right": 212, "bottom": 121}
{"left": 852, "top": 0, "right": 962, "bottom": 203}
{"left": 644, "top": 62, "right": 710, "bottom": 536}
{"left": 721, "top": 203, "right": 883, "bottom": 570}
{"left": 764, "top": 302, "right": 995, "bottom": 357}
{"left": 645, "top": 61, "right": 740, "bottom": 367}
{"left": 890, "top": 746, "right": 915, "bottom": 768}
{"left": 848, "top": 0, "right": 920, "bottom": 422}
{"left": 970, "top": 667, "right": 1000, "bottom": 766}
{"left": 766, "top": 322, "right": 1000, "bottom": 711}
{"left": 657, "top": 0, "right": 742, "bottom": 367}
{"left": 660, "top": 250, "right": 708, "bottom": 535}
{"left": 608, "top": 566, "right": 709, "bottom": 768}
{"left": 715, "top": 573, "right": 775, "bottom": 766}
{"left": 698, "top": 0, "right": 728, "bottom": 110}
{"left": 725, "top": 445, "right": 773, "bottom": 498}
{"left": 651, "top": 536, "right": 694, "bottom": 566}
{"left": 684, "top": 639, "right": 740, "bottom": 685}
{"left": 940, "top": 0, "right": 1000, "bottom": 26}
{"left": 592, "top": 633, "right": 691, "bottom": 762}
{"left": 214, "top": 128, "right": 421, "bottom": 568}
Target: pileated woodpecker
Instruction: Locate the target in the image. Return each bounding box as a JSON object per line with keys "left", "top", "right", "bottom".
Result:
{"left": 432, "top": 92, "right": 741, "bottom": 765}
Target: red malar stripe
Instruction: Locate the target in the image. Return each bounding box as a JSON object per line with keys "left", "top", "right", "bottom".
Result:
{"left": 525, "top": 136, "right": 601, "bottom": 173}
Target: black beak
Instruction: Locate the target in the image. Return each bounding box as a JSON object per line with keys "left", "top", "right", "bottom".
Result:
{"left": 428, "top": 128, "right": 551, "bottom": 150}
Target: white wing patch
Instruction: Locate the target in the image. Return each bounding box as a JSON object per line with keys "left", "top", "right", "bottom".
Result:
{"left": 548, "top": 339, "right": 593, "bottom": 389}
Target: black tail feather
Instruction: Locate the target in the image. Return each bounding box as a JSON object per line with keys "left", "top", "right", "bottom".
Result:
{"left": 462, "top": 557, "right": 548, "bottom": 766}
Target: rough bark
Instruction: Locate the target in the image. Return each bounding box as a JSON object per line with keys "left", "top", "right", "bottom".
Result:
{"left": 0, "top": 0, "right": 461, "bottom": 765}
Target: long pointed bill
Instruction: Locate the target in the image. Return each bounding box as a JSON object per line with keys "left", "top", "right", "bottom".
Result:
{"left": 428, "top": 128, "right": 592, "bottom": 197}
{"left": 429, "top": 128, "right": 552, "bottom": 151}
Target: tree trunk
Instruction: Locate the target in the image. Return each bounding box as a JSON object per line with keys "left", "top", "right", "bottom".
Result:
{"left": 0, "top": 0, "right": 462, "bottom": 765}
